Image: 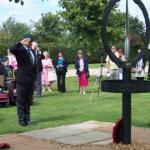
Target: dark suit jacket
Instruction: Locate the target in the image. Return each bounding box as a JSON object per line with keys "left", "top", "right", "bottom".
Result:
{"left": 75, "top": 57, "right": 89, "bottom": 77}
{"left": 36, "top": 52, "right": 45, "bottom": 73}
{"left": 148, "top": 62, "right": 150, "bottom": 77}
{"left": 10, "top": 42, "right": 36, "bottom": 84}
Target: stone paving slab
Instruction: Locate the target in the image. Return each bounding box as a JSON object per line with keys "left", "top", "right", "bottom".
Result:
{"left": 23, "top": 129, "right": 86, "bottom": 140}
{"left": 92, "top": 139, "right": 113, "bottom": 145}
{"left": 56, "top": 131, "right": 111, "bottom": 146}
{"left": 56, "top": 135, "right": 94, "bottom": 145}
{"left": 22, "top": 121, "right": 112, "bottom": 146}
{"left": 79, "top": 131, "right": 111, "bottom": 142}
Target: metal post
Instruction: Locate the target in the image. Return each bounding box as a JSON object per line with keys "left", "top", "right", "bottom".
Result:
{"left": 125, "top": 0, "right": 130, "bottom": 59}
{"left": 122, "top": 0, "right": 131, "bottom": 144}
{"left": 122, "top": 67, "right": 131, "bottom": 144}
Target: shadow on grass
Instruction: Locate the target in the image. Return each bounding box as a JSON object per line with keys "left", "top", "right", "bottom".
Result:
{"left": 32, "top": 114, "right": 75, "bottom": 125}
{"left": 40, "top": 90, "right": 81, "bottom": 98}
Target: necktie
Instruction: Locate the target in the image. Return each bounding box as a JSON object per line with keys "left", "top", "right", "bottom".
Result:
{"left": 28, "top": 48, "right": 35, "bottom": 66}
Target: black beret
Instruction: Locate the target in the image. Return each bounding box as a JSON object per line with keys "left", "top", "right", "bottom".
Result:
{"left": 24, "top": 34, "right": 34, "bottom": 42}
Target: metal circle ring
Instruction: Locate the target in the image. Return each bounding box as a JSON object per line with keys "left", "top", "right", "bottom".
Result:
{"left": 101, "top": 0, "right": 150, "bottom": 68}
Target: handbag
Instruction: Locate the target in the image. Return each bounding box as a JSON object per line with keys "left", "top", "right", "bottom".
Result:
{"left": 48, "top": 69, "right": 57, "bottom": 82}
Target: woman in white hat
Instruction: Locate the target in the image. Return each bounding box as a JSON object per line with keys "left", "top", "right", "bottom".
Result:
{"left": 42, "top": 51, "right": 54, "bottom": 92}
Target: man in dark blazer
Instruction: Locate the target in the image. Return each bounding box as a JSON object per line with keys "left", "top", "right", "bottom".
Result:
{"left": 148, "top": 63, "right": 150, "bottom": 80}
{"left": 10, "top": 34, "right": 36, "bottom": 126}
{"left": 32, "top": 42, "right": 44, "bottom": 97}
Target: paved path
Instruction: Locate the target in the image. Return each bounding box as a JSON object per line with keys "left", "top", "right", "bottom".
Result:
{"left": 66, "top": 66, "right": 149, "bottom": 77}
{"left": 22, "top": 121, "right": 112, "bottom": 146}
{"left": 66, "top": 68, "right": 107, "bottom": 77}
{"left": 1, "top": 121, "right": 150, "bottom": 150}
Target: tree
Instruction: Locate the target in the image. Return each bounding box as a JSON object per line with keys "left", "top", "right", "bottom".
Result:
{"left": 8, "top": 0, "right": 47, "bottom": 5}
{"left": 59, "top": 0, "right": 145, "bottom": 59}
{"left": 0, "top": 17, "right": 30, "bottom": 54}
{"left": 8, "top": 0, "right": 24, "bottom": 5}
{"left": 59, "top": 0, "right": 122, "bottom": 55}
{"left": 0, "top": 32, "right": 12, "bottom": 55}
{"left": 34, "top": 12, "right": 63, "bottom": 45}
{"left": 34, "top": 13, "right": 63, "bottom": 51}
{"left": 1, "top": 17, "right": 31, "bottom": 42}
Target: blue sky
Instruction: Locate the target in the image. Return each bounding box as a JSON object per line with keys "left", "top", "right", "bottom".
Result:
{"left": 0, "top": 0, "right": 150, "bottom": 25}
{"left": 0, "top": 0, "right": 60, "bottom": 25}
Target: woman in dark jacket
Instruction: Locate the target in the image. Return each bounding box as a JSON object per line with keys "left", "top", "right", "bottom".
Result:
{"left": 75, "top": 50, "right": 89, "bottom": 95}
{"left": 54, "top": 50, "right": 68, "bottom": 93}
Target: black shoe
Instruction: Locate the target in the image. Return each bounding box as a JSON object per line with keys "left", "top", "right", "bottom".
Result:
{"left": 19, "top": 121, "right": 26, "bottom": 127}
{"left": 36, "top": 94, "right": 42, "bottom": 97}
{"left": 25, "top": 117, "right": 31, "bottom": 126}
{"left": 25, "top": 121, "right": 31, "bottom": 126}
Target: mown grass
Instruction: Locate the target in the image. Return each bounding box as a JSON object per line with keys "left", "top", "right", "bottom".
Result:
{"left": 0, "top": 76, "right": 150, "bottom": 135}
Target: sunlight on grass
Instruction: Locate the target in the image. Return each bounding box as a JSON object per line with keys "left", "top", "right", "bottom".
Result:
{"left": 0, "top": 77, "right": 150, "bottom": 135}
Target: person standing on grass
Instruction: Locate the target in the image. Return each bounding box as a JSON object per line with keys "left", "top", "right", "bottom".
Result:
{"left": 42, "top": 51, "right": 53, "bottom": 92}
{"left": 54, "top": 50, "right": 68, "bottom": 93}
{"left": 10, "top": 34, "right": 36, "bottom": 126}
{"left": 75, "top": 50, "right": 89, "bottom": 95}
{"left": 135, "top": 49, "right": 145, "bottom": 80}
{"left": 32, "top": 42, "right": 45, "bottom": 97}
{"left": 7, "top": 49, "right": 17, "bottom": 71}
{"left": 106, "top": 45, "right": 119, "bottom": 80}
{"left": 118, "top": 48, "right": 126, "bottom": 80}
{"left": 148, "top": 61, "right": 150, "bottom": 80}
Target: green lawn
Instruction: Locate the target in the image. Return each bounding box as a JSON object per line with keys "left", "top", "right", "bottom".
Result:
{"left": 0, "top": 76, "right": 150, "bottom": 135}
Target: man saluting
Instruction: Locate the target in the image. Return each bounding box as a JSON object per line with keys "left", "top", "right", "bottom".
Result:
{"left": 10, "top": 34, "right": 36, "bottom": 126}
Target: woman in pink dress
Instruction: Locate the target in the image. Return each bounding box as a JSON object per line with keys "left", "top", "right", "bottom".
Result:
{"left": 42, "top": 51, "right": 53, "bottom": 92}
{"left": 7, "top": 49, "right": 17, "bottom": 70}
{"left": 75, "top": 50, "right": 89, "bottom": 95}
{"left": 7, "top": 49, "right": 17, "bottom": 80}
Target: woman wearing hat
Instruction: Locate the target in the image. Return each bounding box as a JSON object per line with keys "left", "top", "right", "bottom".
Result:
{"left": 54, "top": 50, "right": 68, "bottom": 93}
{"left": 42, "top": 51, "right": 54, "bottom": 92}
{"left": 75, "top": 50, "right": 89, "bottom": 95}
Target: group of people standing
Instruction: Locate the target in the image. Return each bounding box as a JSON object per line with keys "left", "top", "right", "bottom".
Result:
{"left": 4, "top": 33, "right": 148, "bottom": 127}
{"left": 106, "top": 45, "right": 145, "bottom": 80}
{"left": 7, "top": 34, "right": 89, "bottom": 126}
{"left": 7, "top": 42, "right": 68, "bottom": 96}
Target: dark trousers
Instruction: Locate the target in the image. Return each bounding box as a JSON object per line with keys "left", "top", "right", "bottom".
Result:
{"left": 148, "top": 63, "right": 150, "bottom": 79}
{"left": 35, "top": 72, "right": 42, "bottom": 96}
{"left": 57, "top": 73, "right": 66, "bottom": 93}
{"left": 16, "top": 82, "right": 33, "bottom": 123}
{"left": 136, "top": 77, "right": 144, "bottom": 80}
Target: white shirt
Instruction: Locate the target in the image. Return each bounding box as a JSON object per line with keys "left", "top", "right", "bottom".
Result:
{"left": 23, "top": 45, "right": 35, "bottom": 65}
{"left": 106, "top": 52, "right": 119, "bottom": 70}
{"left": 79, "top": 59, "right": 84, "bottom": 71}
{"left": 135, "top": 58, "right": 144, "bottom": 77}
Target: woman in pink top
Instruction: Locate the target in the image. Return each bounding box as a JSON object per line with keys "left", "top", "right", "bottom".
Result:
{"left": 8, "top": 49, "right": 17, "bottom": 70}
{"left": 42, "top": 51, "right": 53, "bottom": 92}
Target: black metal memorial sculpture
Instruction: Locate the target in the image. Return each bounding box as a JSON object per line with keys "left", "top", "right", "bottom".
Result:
{"left": 101, "top": 0, "right": 150, "bottom": 145}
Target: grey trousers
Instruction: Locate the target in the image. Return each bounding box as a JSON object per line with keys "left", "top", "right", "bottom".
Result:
{"left": 35, "top": 73, "right": 42, "bottom": 96}
{"left": 110, "top": 69, "right": 120, "bottom": 80}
